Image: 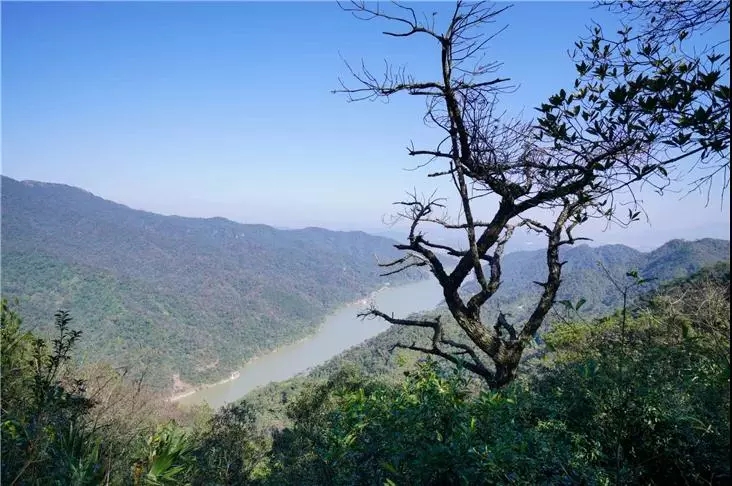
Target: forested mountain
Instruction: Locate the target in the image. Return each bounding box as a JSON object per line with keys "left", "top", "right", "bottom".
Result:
{"left": 0, "top": 176, "right": 422, "bottom": 389}
{"left": 468, "top": 237, "right": 730, "bottom": 318}
{"left": 3, "top": 174, "right": 726, "bottom": 391}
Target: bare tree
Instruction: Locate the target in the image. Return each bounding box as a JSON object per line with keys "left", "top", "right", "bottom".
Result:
{"left": 335, "top": 1, "right": 727, "bottom": 388}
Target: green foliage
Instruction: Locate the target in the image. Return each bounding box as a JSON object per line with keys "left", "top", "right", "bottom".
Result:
{"left": 266, "top": 367, "right": 383, "bottom": 485}
{"left": 2, "top": 302, "right": 269, "bottom": 485}
{"left": 536, "top": 284, "right": 730, "bottom": 484}
{"left": 1, "top": 300, "right": 103, "bottom": 485}
{"left": 267, "top": 360, "right": 605, "bottom": 486}
{"left": 51, "top": 423, "right": 106, "bottom": 486}
{"left": 264, "top": 266, "right": 730, "bottom": 485}
{"left": 538, "top": 1, "right": 729, "bottom": 191}
{"left": 190, "top": 402, "right": 267, "bottom": 485}
{"left": 2, "top": 260, "right": 729, "bottom": 485}
{"left": 132, "top": 423, "right": 195, "bottom": 486}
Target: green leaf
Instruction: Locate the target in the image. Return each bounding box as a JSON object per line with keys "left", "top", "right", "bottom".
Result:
{"left": 559, "top": 300, "right": 574, "bottom": 311}
{"left": 575, "top": 298, "right": 587, "bottom": 311}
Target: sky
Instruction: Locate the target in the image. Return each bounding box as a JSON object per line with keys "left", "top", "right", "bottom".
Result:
{"left": 2, "top": 1, "right": 729, "bottom": 250}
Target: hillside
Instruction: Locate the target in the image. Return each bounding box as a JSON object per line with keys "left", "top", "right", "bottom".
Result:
{"left": 245, "top": 246, "right": 730, "bottom": 427}
{"left": 4, "top": 257, "right": 728, "bottom": 485}
{"left": 0, "top": 176, "right": 422, "bottom": 389}
{"left": 257, "top": 262, "right": 730, "bottom": 485}
{"left": 368, "top": 238, "right": 729, "bottom": 368}
{"left": 469, "top": 237, "right": 730, "bottom": 318}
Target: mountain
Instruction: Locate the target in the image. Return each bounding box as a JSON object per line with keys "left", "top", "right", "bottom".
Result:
{"left": 373, "top": 238, "right": 729, "bottom": 368}
{"left": 0, "top": 176, "right": 422, "bottom": 389}
{"left": 464, "top": 237, "right": 730, "bottom": 318}
{"left": 2, "top": 174, "right": 727, "bottom": 392}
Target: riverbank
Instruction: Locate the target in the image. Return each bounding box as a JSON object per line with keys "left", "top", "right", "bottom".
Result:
{"left": 168, "top": 334, "right": 316, "bottom": 403}
{"left": 167, "top": 283, "right": 395, "bottom": 403}
{"left": 171, "top": 278, "right": 441, "bottom": 409}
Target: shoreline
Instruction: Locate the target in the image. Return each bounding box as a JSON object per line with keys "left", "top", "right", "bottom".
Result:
{"left": 168, "top": 335, "right": 313, "bottom": 403}
{"left": 167, "top": 283, "right": 394, "bottom": 403}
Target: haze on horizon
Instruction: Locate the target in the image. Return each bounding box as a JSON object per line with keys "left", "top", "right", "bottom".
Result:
{"left": 2, "top": 2, "right": 729, "bottom": 250}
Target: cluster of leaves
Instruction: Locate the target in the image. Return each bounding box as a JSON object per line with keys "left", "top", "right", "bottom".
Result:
{"left": 1, "top": 300, "right": 269, "bottom": 485}
{"left": 1, "top": 302, "right": 102, "bottom": 485}
{"left": 264, "top": 266, "right": 730, "bottom": 485}
{"left": 538, "top": 0, "right": 729, "bottom": 195}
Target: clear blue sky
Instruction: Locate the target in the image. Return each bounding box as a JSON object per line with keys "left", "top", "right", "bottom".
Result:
{"left": 2, "top": 1, "right": 729, "bottom": 247}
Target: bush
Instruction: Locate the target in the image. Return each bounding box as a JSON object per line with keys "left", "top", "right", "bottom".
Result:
{"left": 266, "top": 270, "right": 730, "bottom": 485}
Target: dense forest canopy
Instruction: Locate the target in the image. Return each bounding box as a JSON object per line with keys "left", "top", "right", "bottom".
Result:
{"left": 2, "top": 262, "right": 729, "bottom": 484}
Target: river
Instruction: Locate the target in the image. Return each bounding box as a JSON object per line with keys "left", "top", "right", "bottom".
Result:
{"left": 177, "top": 277, "right": 443, "bottom": 409}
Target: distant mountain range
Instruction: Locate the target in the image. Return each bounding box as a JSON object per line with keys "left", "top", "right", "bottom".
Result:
{"left": 482, "top": 237, "right": 730, "bottom": 317}
{"left": 0, "top": 176, "right": 422, "bottom": 389}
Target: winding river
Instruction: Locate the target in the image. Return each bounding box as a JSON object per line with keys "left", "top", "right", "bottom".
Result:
{"left": 177, "top": 278, "right": 443, "bottom": 409}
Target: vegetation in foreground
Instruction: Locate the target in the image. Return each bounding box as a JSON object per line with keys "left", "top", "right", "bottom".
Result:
{"left": 2, "top": 264, "right": 729, "bottom": 485}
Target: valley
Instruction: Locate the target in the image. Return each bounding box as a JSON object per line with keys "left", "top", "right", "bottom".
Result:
{"left": 2, "top": 175, "right": 728, "bottom": 404}
{"left": 2, "top": 175, "right": 729, "bottom": 484}
{"left": 2, "top": 1, "right": 730, "bottom": 483}
{"left": 176, "top": 277, "right": 444, "bottom": 408}
{"left": 0, "top": 176, "right": 425, "bottom": 389}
